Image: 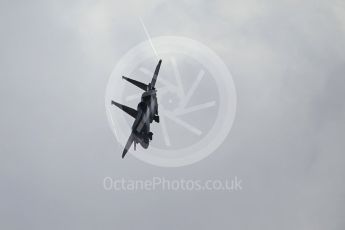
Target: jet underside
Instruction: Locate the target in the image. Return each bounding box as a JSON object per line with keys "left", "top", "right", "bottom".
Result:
{"left": 111, "top": 59, "right": 162, "bottom": 158}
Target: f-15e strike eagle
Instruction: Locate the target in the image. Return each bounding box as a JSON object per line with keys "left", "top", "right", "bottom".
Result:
{"left": 111, "top": 60, "right": 162, "bottom": 158}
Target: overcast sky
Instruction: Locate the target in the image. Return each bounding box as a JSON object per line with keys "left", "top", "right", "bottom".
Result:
{"left": 1, "top": 0, "right": 345, "bottom": 229}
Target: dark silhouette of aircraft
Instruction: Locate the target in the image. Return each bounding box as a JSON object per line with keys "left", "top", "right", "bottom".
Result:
{"left": 111, "top": 60, "right": 162, "bottom": 158}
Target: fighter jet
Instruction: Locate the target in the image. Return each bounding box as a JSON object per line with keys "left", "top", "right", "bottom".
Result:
{"left": 111, "top": 59, "right": 162, "bottom": 158}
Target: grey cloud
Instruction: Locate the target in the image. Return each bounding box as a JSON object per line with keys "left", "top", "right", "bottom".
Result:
{"left": 0, "top": 0, "right": 344, "bottom": 229}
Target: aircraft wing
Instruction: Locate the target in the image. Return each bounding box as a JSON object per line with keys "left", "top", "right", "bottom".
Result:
{"left": 122, "top": 76, "right": 148, "bottom": 91}
{"left": 111, "top": 101, "right": 138, "bottom": 119}
{"left": 122, "top": 132, "right": 135, "bottom": 158}
{"left": 150, "top": 59, "right": 162, "bottom": 89}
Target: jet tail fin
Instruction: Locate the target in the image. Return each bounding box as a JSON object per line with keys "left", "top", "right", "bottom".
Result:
{"left": 111, "top": 101, "right": 138, "bottom": 119}
{"left": 122, "top": 76, "right": 148, "bottom": 91}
